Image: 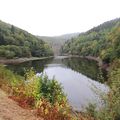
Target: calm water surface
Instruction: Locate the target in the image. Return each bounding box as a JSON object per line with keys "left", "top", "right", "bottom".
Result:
{"left": 7, "top": 57, "right": 108, "bottom": 111}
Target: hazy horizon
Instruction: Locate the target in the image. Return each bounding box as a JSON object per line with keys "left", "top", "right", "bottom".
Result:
{"left": 0, "top": 0, "right": 120, "bottom": 36}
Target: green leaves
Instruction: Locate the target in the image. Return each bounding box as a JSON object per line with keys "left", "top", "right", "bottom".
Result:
{"left": 86, "top": 59, "right": 120, "bottom": 120}
{"left": 0, "top": 20, "right": 53, "bottom": 58}
{"left": 61, "top": 18, "right": 120, "bottom": 63}
{"left": 40, "top": 74, "right": 66, "bottom": 104}
{"left": 24, "top": 69, "right": 66, "bottom": 105}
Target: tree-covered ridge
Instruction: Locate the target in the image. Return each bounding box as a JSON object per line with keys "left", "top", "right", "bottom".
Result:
{"left": 38, "top": 33, "right": 79, "bottom": 56}
{"left": 0, "top": 20, "right": 53, "bottom": 58}
{"left": 61, "top": 18, "right": 120, "bottom": 62}
{"left": 100, "top": 26, "right": 120, "bottom": 62}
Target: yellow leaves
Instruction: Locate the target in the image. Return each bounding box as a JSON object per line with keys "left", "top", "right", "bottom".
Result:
{"left": 63, "top": 111, "right": 67, "bottom": 115}
{"left": 39, "top": 100, "right": 43, "bottom": 106}
{"left": 45, "top": 108, "right": 49, "bottom": 115}
{"left": 0, "top": 66, "right": 74, "bottom": 119}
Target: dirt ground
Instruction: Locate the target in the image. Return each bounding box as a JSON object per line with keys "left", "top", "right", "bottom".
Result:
{"left": 0, "top": 89, "right": 42, "bottom": 120}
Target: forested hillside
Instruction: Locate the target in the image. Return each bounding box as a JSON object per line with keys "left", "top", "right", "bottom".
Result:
{"left": 0, "top": 20, "right": 53, "bottom": 59}
{"left": 38, "top": 33, "right": 79, "bottom": 56}
{"left": 61, "top": 18, "right": 120, "bottom": 62}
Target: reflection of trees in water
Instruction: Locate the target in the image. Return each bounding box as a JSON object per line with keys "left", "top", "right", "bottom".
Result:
{"left": 7, "top": 58, "right": 53, "bottom": 76}
{"left": 62, "top": 58, "right": 105, "bottom": 81}
{"left": 7, "top": 57, "right": 106, "bottom": 82}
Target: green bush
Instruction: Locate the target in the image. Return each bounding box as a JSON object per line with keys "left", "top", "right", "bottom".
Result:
{"left": 24, "top": 69, "right": 67, "bottom": 105}
{"left": 0, "top": 65, "right": 23, "bottom": 92}
{"left": 24, "top": 69, "right": 41, "bottom": 100}
{"left": 85, "top": 59, "right": 120, "bottom": 120}
{"left": 40, "top": 75, "right": 66, "bottom": 104}
{"left": 5, "top": 50, "right": 15, "bottom": 59}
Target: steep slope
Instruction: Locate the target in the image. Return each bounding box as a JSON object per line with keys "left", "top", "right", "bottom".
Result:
{"left": 61, "top": 18, "right": 120, "bottom": 62}
{"left": 0, "top": 89, "right": 42, "bottom": 120}
{"left": 38, "top": 33, "right": 79, "bottom": 56}
{"left": 0, "top": 20, "right": 53, "bottom": 59}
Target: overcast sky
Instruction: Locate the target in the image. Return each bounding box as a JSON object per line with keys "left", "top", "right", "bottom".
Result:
{"left": 0, "top": 0, "right": 120, "bottom": 36}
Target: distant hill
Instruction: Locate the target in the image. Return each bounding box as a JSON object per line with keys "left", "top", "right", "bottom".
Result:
{"left": 37, "top": 33, "right": 79, "bottom": 56}
{"left": 0, "top": 20, "right": 53, "bottom": 59}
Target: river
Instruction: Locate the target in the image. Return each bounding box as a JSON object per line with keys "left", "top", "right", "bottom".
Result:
{"left": 7, "top": 56, "right": 108, "bottom": 111}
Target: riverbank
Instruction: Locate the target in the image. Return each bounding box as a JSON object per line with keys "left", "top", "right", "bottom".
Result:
{"left": 63, "top": 55, "right": 109, "bottom": 71}
{"left": 0, "top": 56, "right": 54, "bottom": 64}
{"left": 0, "top": 65, "right": 77, "bottom": 120}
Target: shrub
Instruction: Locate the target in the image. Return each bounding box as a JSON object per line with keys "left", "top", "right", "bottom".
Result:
{"left": 36, "top": 98, "right": 72, "bottom": 120}
{"left": 40, "top": 75, "right": 67, "bottom": 104}
{"left": 0, "top": 65, "right": 23, "bottom": 93}
{"left": 23, "top": 68, "right": 42, "bottom": 103}
{"left": 5, "top": 50, "right": 15, "bottom": 59}
{"left": 21, "top": 68, "right": 72, "bottom": 119}
{"left": 85, "top": 59, "right": 120, "bottom": 120}
{"left": 0, "top": 66, "right": 88, "bottom": 119}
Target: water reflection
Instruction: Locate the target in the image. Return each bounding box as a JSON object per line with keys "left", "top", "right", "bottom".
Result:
{"left": 7, "top": 58, "right": 53, "bottom": 75}
{"left": 7, "top": 57, "right": 108, "bottom": 111}
{"left": 62, "top": 58, "right": 106, "bottom": 82}
{"left": 43, "top": 57, "right": 108, "bottom": 110}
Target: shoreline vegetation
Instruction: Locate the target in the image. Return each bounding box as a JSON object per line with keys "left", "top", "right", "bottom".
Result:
{"left": 59, "top": 17, "right": 120, "bottom": 119}
{"left": 0, "top": 65, "right": 75, "bottom": 120}
{"left": 0, "top": 55, "right": 109, "bottom": 72}
{"left": 0, "top": 56, "right": 54, "bottom": 64}
{"left": 0, "top": 20, "right": 54, "bottom": 60}
{"left": 0, "top": 59, "right": 120, "bottom": 120}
